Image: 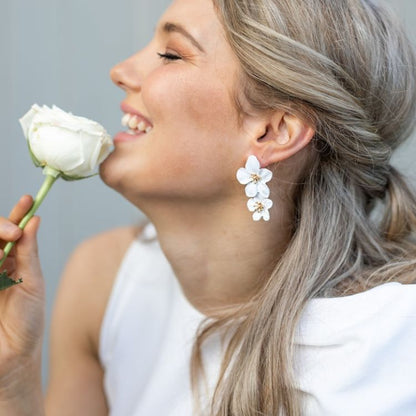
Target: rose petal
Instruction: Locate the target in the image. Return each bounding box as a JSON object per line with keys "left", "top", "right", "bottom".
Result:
{"left": 245, "top": 182, "right": 258, "bottom": 197}
{"left": 29, "top": 125, "right": 83, "bottom": 173}
{"left": 236, "top": 168, "right": 252, "bottom": 185}
{"left": 246, "top": 155, "right": 260, "bottom": 173}
{"left": 19, "top": 105, "right": 40, "bottom": 138}
{"left": 97, "top": 135, "right": 113, "bottom": 164}
{"left": 80, "top": 132, "right": 101, "bottom": 172}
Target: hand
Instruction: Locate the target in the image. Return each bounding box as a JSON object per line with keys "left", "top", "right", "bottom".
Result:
{"left": 0, "top": 195, "right": 45, "bottom": 375}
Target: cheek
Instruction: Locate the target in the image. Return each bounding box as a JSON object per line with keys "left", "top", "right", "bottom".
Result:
{"left": 133, "top": 65, "right": 245, "bottom": 200}
{"left": 144, "top": 64, "right": 238, "bottom": 130}
{"left": 143, "top": 68, "right": 240, "bottom": 165}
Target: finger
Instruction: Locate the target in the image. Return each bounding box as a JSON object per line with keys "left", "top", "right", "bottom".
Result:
{"left": 0, "top": 218, "right": 23, "bottom": 243}
{"left": 14, "top": 216, "right": 43, "bottom": 284}
{"left": 11, "top": 216, "right": 44, "bottom": 296}
{"left": 8, "top": 195, "right": 34, "bottom": 225}
{"left": 15, "top": 216, "right": 41, "bottom": 259}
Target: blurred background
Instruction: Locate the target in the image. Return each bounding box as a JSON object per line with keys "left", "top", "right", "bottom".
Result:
{"left": 0, "top": 0, "right": 415, "bottom": 388}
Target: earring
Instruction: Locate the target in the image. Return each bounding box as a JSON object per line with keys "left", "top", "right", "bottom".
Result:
{"left": 236, "top": 155, "right": 273, "bottom": 221}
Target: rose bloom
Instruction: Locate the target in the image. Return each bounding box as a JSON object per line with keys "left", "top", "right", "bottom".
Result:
{"left": 19, "top": 104, "right": 113, "bottom": 179}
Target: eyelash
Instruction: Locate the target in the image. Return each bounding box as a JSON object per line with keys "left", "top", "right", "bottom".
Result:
{"left": 157, "top": 52, "right": 182, "bottom": 62}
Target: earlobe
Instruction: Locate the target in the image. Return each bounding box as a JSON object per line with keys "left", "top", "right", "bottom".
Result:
{"left": 251, "top": 112, "right": 315, "bottom": 167}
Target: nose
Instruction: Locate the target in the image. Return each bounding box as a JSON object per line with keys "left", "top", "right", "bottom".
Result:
{"left": 110, "top": 54, "right": 142, "bottom": 92}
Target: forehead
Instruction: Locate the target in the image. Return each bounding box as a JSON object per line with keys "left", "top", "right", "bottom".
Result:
{"left": 158, "top": 0, "right": 221, "bottom": 41}
{"left": 163, "top": 0, "right": 214, "bottom": 18}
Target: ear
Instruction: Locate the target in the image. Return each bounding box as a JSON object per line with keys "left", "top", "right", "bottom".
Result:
{"left": 248, "top": 111, "right": 315, "bottom": 167}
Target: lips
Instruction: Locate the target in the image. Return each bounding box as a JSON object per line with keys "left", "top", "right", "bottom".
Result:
{"left": 114, "top": 102, "right": 153, "bottom": 143}
{"left": 121, "top": 103, "right": 153, "bottom": 128}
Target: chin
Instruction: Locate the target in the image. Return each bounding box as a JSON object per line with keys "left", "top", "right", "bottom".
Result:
{"left": 99, "top": 153, "right": 122, "bottom": 190}
{"left": 98, "top": 154, "right": 147, "bottom": 208}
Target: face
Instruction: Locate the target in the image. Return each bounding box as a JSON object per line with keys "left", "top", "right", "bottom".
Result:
{"left": 100, "top": 0, "right": 254, "bottom": 208}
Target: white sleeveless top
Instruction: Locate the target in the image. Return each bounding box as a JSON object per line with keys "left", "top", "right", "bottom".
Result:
{"left": 99, "top": 226, "right": 416, "bottom": 415}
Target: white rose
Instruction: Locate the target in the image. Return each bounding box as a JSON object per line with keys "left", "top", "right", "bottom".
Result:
{"left": 19, "top": 104, "right": 113, "bottom": 180}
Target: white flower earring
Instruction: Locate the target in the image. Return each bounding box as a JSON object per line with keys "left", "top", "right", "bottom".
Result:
{"left": 236, "top": 155, "right": 273, "bottom": 221}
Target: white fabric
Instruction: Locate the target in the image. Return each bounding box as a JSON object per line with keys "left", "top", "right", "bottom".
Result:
{"left": 99, "top": 227, "right": 416, "bottom": 415}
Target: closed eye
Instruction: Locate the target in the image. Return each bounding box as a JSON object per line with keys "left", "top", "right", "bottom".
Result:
{"left": 157, "top": 52, "right": 182, "bottom": 62}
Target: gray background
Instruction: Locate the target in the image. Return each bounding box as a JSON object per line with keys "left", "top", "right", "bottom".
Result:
{"left": 0, "top": 0, "right": 415, "bottom": 388}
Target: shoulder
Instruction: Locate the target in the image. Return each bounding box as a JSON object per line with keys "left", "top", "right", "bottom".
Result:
{"left": 54, "top": 225, "right": 143, "bottom": 354}
{"left": 299, "top": 282, "right": 416, "bottom": 341}
{"left": 46, "top": 226, "right": 142, "bottom": 413}
{"left": 70, "top": 225, "right": 141, "bottom": 271}
{"left": 62, "top": 225, "right": 140, "bottom": 305}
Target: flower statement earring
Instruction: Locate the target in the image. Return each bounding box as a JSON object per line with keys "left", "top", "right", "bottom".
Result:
{"left": 236, "top": 155, "right": 273, "bottom": 221}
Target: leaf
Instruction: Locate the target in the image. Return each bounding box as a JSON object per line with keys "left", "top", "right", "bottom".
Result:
{"left": 0, "top": 271, "right": 23, "bottom": 290}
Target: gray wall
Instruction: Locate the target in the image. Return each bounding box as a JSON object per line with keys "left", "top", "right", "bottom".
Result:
{"left": 0, "top": 0, "right": 415, "bottom": 388}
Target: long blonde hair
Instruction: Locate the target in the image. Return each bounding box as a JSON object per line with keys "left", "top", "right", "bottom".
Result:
{"left": 191, "top": 0, "right": 416, "bottom": 414}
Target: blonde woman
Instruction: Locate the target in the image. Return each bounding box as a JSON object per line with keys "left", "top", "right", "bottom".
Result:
{"left": 1, "top": 0, "right": 416, "bottom": 414}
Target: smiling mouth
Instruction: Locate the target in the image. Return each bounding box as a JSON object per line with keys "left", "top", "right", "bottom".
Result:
{"left": 121, "top": 113, "right": 153, "bottom": 135}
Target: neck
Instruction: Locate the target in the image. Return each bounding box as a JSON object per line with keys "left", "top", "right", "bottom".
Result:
{"left": 142, "top": 195, "right": 293, "bottom": 317}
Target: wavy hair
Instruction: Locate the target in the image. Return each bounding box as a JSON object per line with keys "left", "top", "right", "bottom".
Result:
{"left": 190, "top": 0, "right": 416, "bottom": 415}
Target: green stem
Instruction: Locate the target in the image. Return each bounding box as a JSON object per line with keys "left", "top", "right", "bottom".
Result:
{"left": 0, "top": 169, "right": 60, "bottom": 268}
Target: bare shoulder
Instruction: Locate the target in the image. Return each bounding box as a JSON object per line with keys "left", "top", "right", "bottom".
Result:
{"left": 46, "top": 226, "right": 142, "bottom": 415}
{"left": 62, "top": 225, "right": 140, "bottom": 298}
{"left": 71, "top": 225, "right": 140, "bottom": 280}
{"left": 57, "top": 225, "right": 142, "bottom": 349}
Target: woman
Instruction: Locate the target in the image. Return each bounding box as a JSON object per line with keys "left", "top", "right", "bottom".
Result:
{"left": 1, "top": 0, "right": 416, "bottom": 414}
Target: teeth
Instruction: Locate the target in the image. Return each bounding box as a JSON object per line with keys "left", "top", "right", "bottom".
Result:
{"left": 128, "top": 115, "right": 139, "bottom": 129}
{"left": 121, "top": 113, "right": 153, "bottom": 134}
{"left": 122, "top": 113, "right": 130, "bottom": 127}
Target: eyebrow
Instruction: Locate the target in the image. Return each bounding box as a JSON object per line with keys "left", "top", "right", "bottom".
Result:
{"left": 161, "top": 22, "right": 206, "bottom": 53}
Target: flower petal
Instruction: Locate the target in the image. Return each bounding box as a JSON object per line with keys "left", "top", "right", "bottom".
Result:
{"left": 259, "top": 168, "right": 272, "bottom": 183}
{"left": 253, "top": 211, "right": 262, "bottom": 221}
{"left": 262, "top": 210, "right": 270, "bottom": 221}
{"left": 245, "top": 182, "right": 258, "bottom": 197}
{"left": 263, "top": 199, "right": 273, "bottom": 209}
{"left": 19, "top": 105, "right": 40, "bottom": 138}
{"left": 236, "top": 168, "right": 252, "bottom": 185}
{"left": 257, "top": 182, "right": 270, "bottom": 198}
{"left": 247, "top": 198, "right": 258, "bottom": 212}
{"left": 246, "top": 155, "right": 260, "bottom": 173}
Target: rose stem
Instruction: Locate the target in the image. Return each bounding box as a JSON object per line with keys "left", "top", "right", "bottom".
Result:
{"left": 0, "top": 172, "right": 60, "bottom": 268}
